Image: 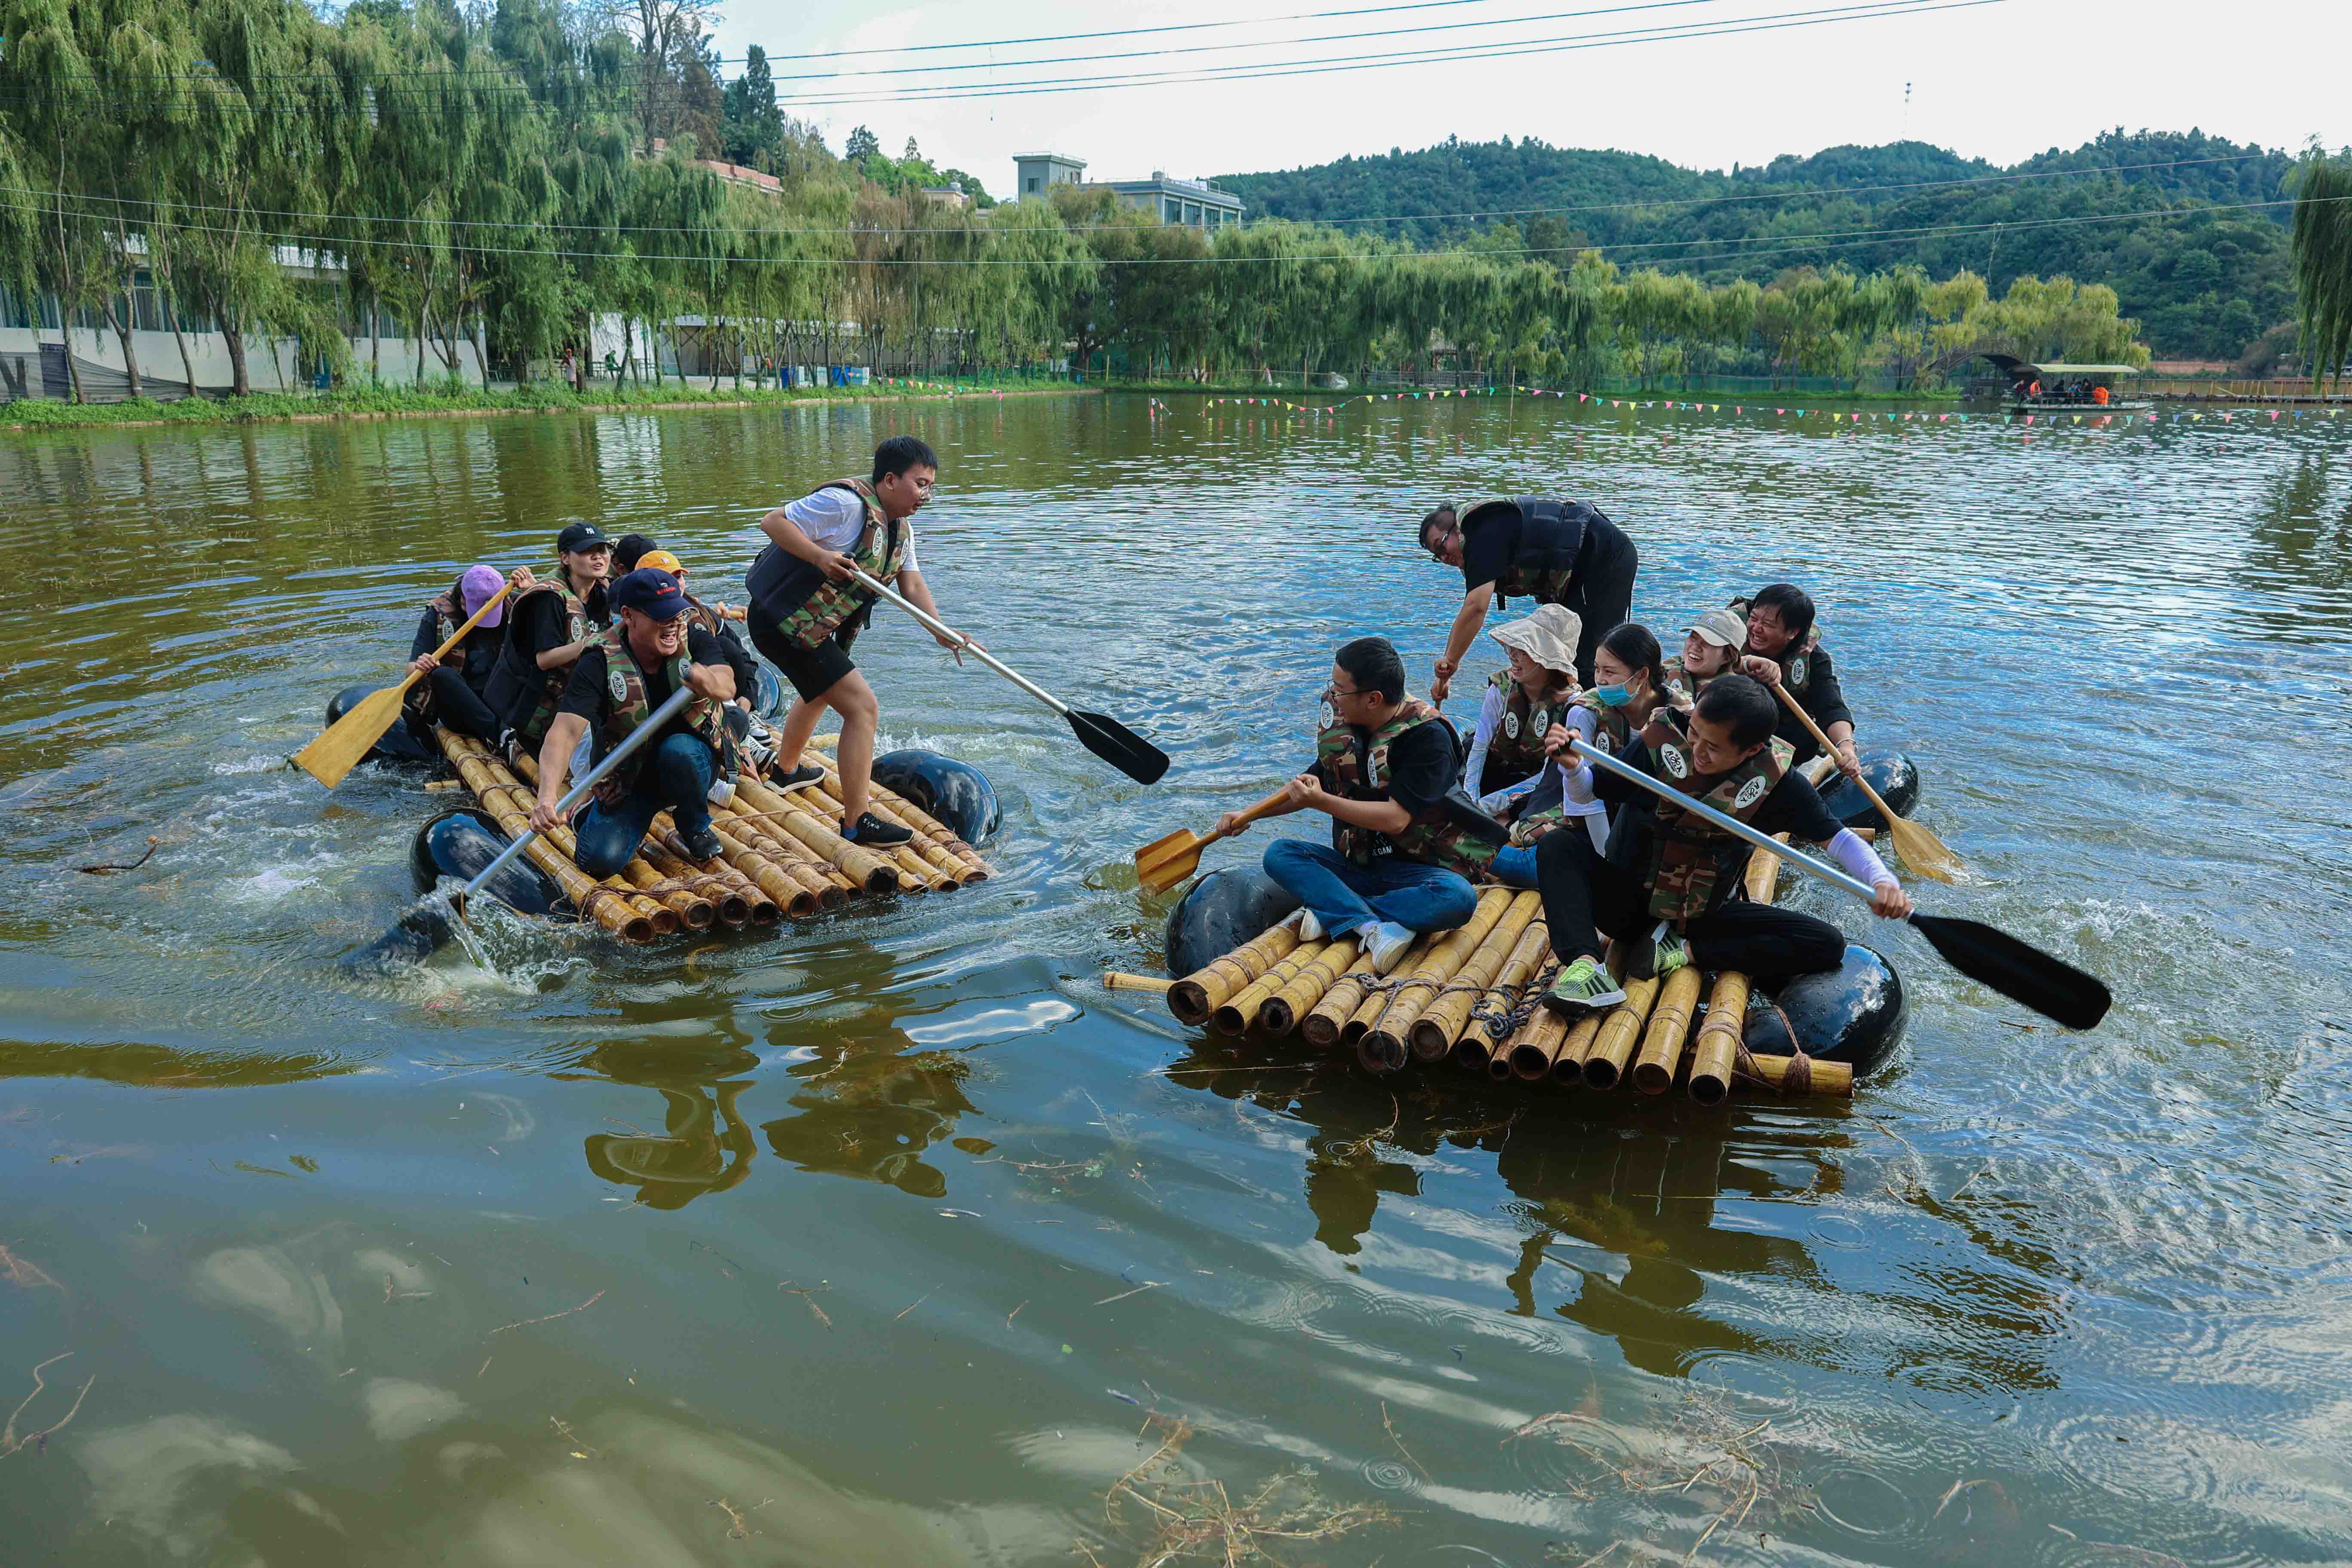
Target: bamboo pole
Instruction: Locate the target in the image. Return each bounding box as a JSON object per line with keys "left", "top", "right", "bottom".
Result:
{"left": 697, "top": 821, "right": 824, "bottom": 919}
{"left": 1103, "top": 971, "right": 1173, "bottom": 995}
{"left": 432, "top": 735, "right": 655, "bottom": 943}
{"left": 706, "top": 801, "right": 850, "bottom": 906}
{"left": 446, "top": 748, "right": 677, "bottom": 935}
{"left": 793, "top": 764, "right": 989, "bottom": 883}
{"left": 1549, "top": 1014, "right": 1607, "bottom": 1083}
{"left": 1300, "top": 946, "right": 1386, "bottom": 1048}
{"left": 756, "top": 775, "right": 951, "bottom": 891}
{"left": 1581, "top": 974, "right": 1662, "bottom": 1090}
{"left": 1452, "top": 935, "right": 1553, "bottom": 1073}
{"left": 1409, "top": 894, "right": 1540, "bottom": 1061}
{"left": 639, "top": 838, "right": 768, "bottom": 926}
{"left": 1504, "top": 1005, "right": 1573, "bottom": 1081}
{"left": 1360, "top": 889, "right": 1518, "bottom": 1070}
{"left": 1685, "top": 972, "right": 1752, "bottom": 1107}
{"left": 723, "top": 773, "right": 899, "bottom": 893}
{"left": 1259, "top": 936, "right": 1361, "bottom": 1035}
{"left": 1724, "top": 1053, "right": 1854, "bottom": 1097}
{"left": 1167, "top": 919, "right": 1302, "bottom": 1026}
{"left": 1213, "top": 939, "right": 1332, "bottom": 1036}
{"left": 1343, "top": 934, "right": 1435, "bottom": 1065}
{"left": 1630, "top": 966, "right": 1705, "bottom": 1095}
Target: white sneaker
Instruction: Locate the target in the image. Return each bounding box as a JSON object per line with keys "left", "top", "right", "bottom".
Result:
{"left": 1366, "top": 922, "right": 1416, "bottom": 974}
{"left": 1294, "top": 909, "right": 1325, "bottom": 942}
{"left": 707, "top": 778, "right": 737, "bottom": 808}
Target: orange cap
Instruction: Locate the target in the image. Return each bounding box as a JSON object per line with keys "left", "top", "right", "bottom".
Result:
{"left": 637, "top": 549, "right": 685, "bottom": 575}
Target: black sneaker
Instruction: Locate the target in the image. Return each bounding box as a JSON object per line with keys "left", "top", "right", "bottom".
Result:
{"left": 845, "top": 812, "right": 913, "bottom": 848}
{"left": 680, "top": 824, "right": 725, "bottom": 861}
{"left": 772, "top": 762, "right": 825, "bottom": 789}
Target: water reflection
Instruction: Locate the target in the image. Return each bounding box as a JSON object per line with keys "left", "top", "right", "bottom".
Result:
{"left": 761, "top": 1045, "right": 978, "bottom": 1200}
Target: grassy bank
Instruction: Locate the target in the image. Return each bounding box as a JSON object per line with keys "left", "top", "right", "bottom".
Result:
{"left": 2, "top": 377, "right": 1096, "bottom": 432}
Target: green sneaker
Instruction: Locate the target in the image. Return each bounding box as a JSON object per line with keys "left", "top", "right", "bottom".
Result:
{"left": 1541, "top": 956, "right": 1626, "bottom": 1018}
{"left": 1649, "top": 933, "right": 1690, "bottom": 980}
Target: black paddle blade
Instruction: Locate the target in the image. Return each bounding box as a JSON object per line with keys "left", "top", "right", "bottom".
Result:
{"left": 337, "top": 897, "right": 457, "bottom": 975}
{"left": 1066, "top": 709, "right": 1170, "bottom": 785}
{"left": 1910, "top": 913, "right": 2111, "bottom": 1030}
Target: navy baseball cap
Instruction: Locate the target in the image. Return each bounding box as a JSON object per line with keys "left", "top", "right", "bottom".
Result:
{"left": 610, "top": 567, "right": 690, "bottom": 621}
{"left": 557, "top": 521, "right": 612, "bottom": 554}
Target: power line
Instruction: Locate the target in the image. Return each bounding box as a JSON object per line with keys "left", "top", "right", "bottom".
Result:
{"left": 0, "top": 152, "right": 2289, "bottom": 240}
{"left": 766, "top": 0, "right": 2001, "bottom": 107}
{"left": 756, "top": 0, "right": 1540, "bottom": 61}
{"left": 2, "top": 189, "right": 2327, "bottom": 270}
{"left": 762, "top": 0, "right": 1737, "bottom": 82}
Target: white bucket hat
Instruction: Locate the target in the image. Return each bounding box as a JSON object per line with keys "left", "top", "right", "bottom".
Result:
{"left": 1488, "top": 602, "right": 1582, "bottom": 679}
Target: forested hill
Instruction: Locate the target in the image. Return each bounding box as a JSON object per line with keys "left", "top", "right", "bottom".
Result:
{"left": 1216, "top": 130, "right": 2298, "bottom": 358}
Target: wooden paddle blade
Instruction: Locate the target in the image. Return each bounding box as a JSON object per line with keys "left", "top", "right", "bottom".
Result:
{"left": 1910, "top": 913, "right": 2110, "bottom": 1029}
{"left": 293, "top": 679, "right": 416, "bottom": 789}
{"left": 1886, "top": 815, "right": 1963, "bottom": 884}
{"left": 1134, "top": 830, "right": 1208, "bottom": 893}
{"left": 1067, "top": 709, "right": 1169, "bottom": 785}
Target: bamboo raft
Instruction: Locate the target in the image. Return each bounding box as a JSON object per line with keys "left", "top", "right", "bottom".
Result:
{"left": 1161, "top": 836, "right": 1853, "bottom": 1104}
{"left": 429, "top": 727, "right": 992, "bottom": 942}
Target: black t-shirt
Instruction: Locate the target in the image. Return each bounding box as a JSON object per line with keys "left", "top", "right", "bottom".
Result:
{"left": 515, "top": 579, "right": 611, "bottom": 665}
{"left": 557, "top": 627, "right": 728, "bottom": 744}
{"left": 1459, "top": 511, "right": 1520, "bottom": 594}
{"left": 1322, "top": 718, "right": 1459, "bottom": 816}
{"left": 409, "top": 609, "right": 500, "bottom": 692}
{"left": 1777, "top": 645, "right": 1852, "bottom": 760}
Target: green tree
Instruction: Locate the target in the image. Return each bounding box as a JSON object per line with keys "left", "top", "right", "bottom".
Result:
{"left": 2290, "top": 153, "right": 2352, "bottom": 386}
{"left": 719, "top": 43, "right": 782, "bottom": 168}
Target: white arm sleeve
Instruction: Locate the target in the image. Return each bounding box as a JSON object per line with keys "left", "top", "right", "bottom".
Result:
{"left": 1826, "top": 828, "right": 1897, "bottom": 888}
{"left": 1461, "top": 687, "right": 1504, "bottom": 792}
{"left": 1555, "top": 706, "right": 1601, "bottom": 804}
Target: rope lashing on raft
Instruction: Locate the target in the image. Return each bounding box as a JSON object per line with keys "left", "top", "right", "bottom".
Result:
{"left": 1466, "top": 958, "right": 1560, "bottom": 1043}
{"left": 1732, "top": 997, "right": 1815, "bottom": 1095}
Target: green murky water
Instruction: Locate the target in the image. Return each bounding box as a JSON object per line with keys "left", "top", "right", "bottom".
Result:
{"left": 3, "top": 393, "right": 2349, "bottom": 1565}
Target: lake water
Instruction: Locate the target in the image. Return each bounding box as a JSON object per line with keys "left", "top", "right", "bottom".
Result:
{"left": 3, "top": 392, "right": 2349, "bottom": 1566}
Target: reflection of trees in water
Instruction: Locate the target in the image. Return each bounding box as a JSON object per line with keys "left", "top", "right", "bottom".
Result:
{"left": 1162, "top": 1032, "right": 2060, "bottom": 1395}
{"left": 2244, "top": 451, "right": 2352, "bottom": 640}
{"left": 0, "top": 1040, "right": 352, "bottom": 1089}
{"left": 760, "top": 1046, "right": 978, "bottom": 1200}
{"left": 568, "top": 1039, "right": 760, "bottom": 1210}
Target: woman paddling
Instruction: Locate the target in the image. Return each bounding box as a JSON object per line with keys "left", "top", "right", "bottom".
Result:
{"left": 1463, "top": 603, "right": 1581, "bottom": 810}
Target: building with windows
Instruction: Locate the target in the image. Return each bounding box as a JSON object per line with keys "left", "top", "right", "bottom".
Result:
{"left": 1012, "top": 152, "right": 1087, "bottom": 199}
{"left": 1099, "top": 172, "right": 1244, "bottom": 232}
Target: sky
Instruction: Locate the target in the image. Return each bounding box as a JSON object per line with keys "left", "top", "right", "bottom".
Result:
{"left": 707, "top": 0, "right": 2349, "bottom": 200}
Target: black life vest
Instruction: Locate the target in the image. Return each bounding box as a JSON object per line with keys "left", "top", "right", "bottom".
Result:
{"left": 1459, "top": 497, "right": 1608, "bottom": 608}
{"left": 744, "top": 479, "right": 906, "bottom": 651}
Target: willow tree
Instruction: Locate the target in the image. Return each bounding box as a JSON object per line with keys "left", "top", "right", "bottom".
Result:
{"left": 2290, "top": 154, "right": 2352, "bottom": 389}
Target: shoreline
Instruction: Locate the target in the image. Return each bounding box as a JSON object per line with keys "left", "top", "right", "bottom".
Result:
{"left": 1, "top": 381, "right": 1100, "bottom": 434}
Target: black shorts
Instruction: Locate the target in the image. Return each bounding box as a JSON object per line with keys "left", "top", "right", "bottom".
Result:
{"left": 749, "top": 617, "right": 858, "bottom": 701}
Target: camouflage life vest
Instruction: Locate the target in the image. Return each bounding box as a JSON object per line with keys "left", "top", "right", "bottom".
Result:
{"left": 1569, "top": 690, "right": 1634, "bottom": 756}
{"left": 1314, "top": 696, "right": 1500, "bottom": 880}
{"left": 766, "top": 479, "right": 906, "bottom": 650}
{"left": 1480, "top": 670, "right": 1571, "bottom": 790}
{"left": 1642, "top": 735, "right": 1795, "bottom": 927}
{"left": 683, "top": 591, "right": 728, "bottom": 639}
{"left": 501, "top": 567, "right": 608, "bottom": 750}
{"left": 589, "top": 627, "right": 736, "bottom": 808}
{"left": 1660, "top": 655, "right": 1733, "bottom": 706}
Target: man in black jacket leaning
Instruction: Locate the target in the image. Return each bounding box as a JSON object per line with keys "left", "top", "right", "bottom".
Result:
{"left": 1420, "top": 495, "right": 1638, "bottom": 696}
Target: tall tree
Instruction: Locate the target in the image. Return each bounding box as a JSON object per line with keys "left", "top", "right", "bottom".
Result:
{"left": 719, "top": 43, "right": 782, "bottom": 168}
{"left": 2290, "top": 153, "right": 2352, "bottom": 388}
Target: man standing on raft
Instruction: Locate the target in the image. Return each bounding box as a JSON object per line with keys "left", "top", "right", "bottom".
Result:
{"left": 1532, "top": 674, "right": 1909, "bottom": 1015}
{"left": 1216, "top": 636, "right": 1504, "bottom": 975}
{"left": 529, "top": 569, "right": 738, "bottom": 874}
{"left": 744, "top": 437, "right": 976, "bottom": 848}
{"left": 1420, "top": 495, "right": 1637, "bottom": 697}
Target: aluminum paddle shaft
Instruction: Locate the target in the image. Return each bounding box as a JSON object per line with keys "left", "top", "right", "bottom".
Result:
{"left": 1567, "top": 738, "right": 1878, "bottom": 901}
{"left": 458, "top": 686, "right": 698, "bottom": 903}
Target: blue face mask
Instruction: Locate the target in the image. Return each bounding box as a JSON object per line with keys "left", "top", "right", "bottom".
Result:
{"left": 1590, "top": 684, "right": 1632, "bottom": 707}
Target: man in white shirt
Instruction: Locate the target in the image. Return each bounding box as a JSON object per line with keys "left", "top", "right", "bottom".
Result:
{"left": 743, "top": 436, "right": 972, "bottom": 847}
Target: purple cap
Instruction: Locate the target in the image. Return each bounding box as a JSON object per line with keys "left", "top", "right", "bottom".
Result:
{"left": 459, "top": 565, "right": 507, "bottom": 627}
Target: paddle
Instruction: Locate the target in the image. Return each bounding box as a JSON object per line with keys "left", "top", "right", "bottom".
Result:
{"left": 847, "top": 567, "right": 1168, "bottom": 785}
{"left": 295, "top": 582, "right": 515, "bottom": 789}
{"left": 1566, "top": 738, "right": 2110, "bottom": 1029}
{"left": 1767, "top": 681, "right": 1964, "bottom": 884}
{"left": 1134, "top": 787, "right": 1292, "bottom": 893}
{"left": 340, "top": 686, "right": 697, "bottom": 974}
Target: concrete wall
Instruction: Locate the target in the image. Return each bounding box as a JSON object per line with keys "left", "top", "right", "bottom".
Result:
{"left": 0, "top": 324, "right": 484, "bottom": 401}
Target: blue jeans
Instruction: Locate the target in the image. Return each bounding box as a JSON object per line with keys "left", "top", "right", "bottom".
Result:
{"left": 1261, "top": 839, "right": 1479, "bottom": 937}
{"left": 572, "top": 732, "right": 716, "bottom": 877}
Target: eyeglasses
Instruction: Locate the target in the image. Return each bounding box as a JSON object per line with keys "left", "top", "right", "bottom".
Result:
{"left": 1324, "top": 683, "right": 1366, "bottom": 703}
{"left": 1425, "top": 526, "right": 1458, "bottom": 563}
